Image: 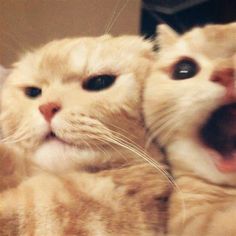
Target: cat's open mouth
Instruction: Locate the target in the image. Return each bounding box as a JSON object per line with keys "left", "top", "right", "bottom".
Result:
{"left": 200, "top": 103, "right": 236, "bottom": 172}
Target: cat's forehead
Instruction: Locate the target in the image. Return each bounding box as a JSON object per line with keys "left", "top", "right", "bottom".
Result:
{"left": 16, "top": 35, "right": 153, "bottom": 83}
{"left": 183, "top": 23, "right": 236, "bottom": 59}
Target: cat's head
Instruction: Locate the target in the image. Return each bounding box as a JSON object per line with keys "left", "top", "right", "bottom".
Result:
{"left": 1, "top": 35, "right": 155, "bottom": 172}
{"left": 144, "top": 23, "right": 236, "bottom": 185}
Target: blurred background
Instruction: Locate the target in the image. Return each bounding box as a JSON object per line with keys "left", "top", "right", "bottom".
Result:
{"left": 1, "top": 0, "right": 235, "bottom": 67}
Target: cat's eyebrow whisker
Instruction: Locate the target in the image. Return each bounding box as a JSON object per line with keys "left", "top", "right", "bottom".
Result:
{"left": 105, "top": 0, "right": 129, "bottom": 34}
{"left": 104, "top": 0, "right": 122, "bottom": 34}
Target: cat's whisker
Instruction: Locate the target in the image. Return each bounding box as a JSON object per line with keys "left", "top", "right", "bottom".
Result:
{"left": 104, "top": 0, "right": 123, "bottom": 34}
{"left": 0, "top": 127, "right": 28, "bottom": 143}
{"left": 86, "top": 134, "right": 129, "bottom": 163}
{"left": 107, "top": 135, "right": 185, "bottom": 207}
{"left": 1, "top": 133, "right": 29, "bottom": 144}
{"left": 1, "top": 127, "right": 31, "bottom": 143}
{"left": 147, "top": 107, "right": 178, "bottom": 131}
{"left": 146, "top": 116, "right": 178, "bottom": 148}
{"left": 2, "top": 135, "right": 31, "bottom": 144}
{"left": 106, "top": 123, "right": 138, "bottom": 140}
{"left": 105, "top": 0, "right": 129, "bottom": 34}
{"left": 100, "top": 134, "right": 174, "bottom": 182}
{"left": 149, "top": 111, "right": 179, "bottom": 135}
{"left": 94, "top": 143, "right": 111, "bottom": 163}
{"left": 107, "top": 128, "right": 144, "bottom": 147}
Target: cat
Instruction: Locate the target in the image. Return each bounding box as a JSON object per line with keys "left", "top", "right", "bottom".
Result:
{"left": 0, "top": 35, "right": 162, "bottom": 174}
{"left": 143, "top": 22, "right": 236, "bottom": 235}
{"left": 0, "top": 35, "right": 171, "bottom": 235}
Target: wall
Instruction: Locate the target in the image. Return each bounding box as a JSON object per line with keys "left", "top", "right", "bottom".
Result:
{"left": 0, "top": 0, "right": 141, "bottom": 66}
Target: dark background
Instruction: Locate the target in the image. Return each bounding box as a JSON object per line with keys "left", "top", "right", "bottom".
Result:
{"left": 140, "top": 0, "right": 236, "bottom": 37}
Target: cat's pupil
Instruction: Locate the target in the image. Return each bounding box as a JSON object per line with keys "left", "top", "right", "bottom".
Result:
{"left": 83, "top": 75, "right": 116, "bottom": 91}
{"left": 25, "top": 87, "right": 42, "bottom": 98}
{"left": 172, "top": 59, "right": 198, "bottom": 80}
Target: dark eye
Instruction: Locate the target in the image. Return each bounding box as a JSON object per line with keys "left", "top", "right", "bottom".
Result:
{"left": 172, "top": 58, "right": 199, "bottom": 80}
{"left": 24, "top": 87, "right": 42, "bottom": 98}
{"left": 82, "top": 75, "right": 116, "bottom": 91}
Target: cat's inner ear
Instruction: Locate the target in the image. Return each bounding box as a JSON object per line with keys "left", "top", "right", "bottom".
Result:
{"left": 156, "top": 24, "right": 179, "bottom": 48}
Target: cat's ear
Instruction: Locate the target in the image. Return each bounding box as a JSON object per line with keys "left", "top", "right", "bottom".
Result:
{"left": 156, "top": 24, "right": 179, "bottom": 48}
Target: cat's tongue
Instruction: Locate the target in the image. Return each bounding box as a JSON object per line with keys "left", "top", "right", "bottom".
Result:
{"left": 206, "top": 149, "right": 236, "bottom": 172}
{"left": 216, "top": 153, "right": 236, "bottom": 172}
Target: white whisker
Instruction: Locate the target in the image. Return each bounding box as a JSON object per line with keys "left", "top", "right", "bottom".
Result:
{"left": 105, "top": 0, "right": 129, "bottom": 34}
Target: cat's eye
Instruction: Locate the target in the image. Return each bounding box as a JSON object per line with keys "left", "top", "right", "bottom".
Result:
{"left": 82, "top": 74, "right": 116, "bottom": 91}
{"left": 24, "top": 87, "right": 42, "bottom": 98}
{"left": 172, "top": 58, "right": 199, "bottom": 80}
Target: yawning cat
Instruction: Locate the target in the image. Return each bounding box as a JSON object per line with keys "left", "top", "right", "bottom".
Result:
{"left": 144, "top": 22, "right": 236, "bottom": 235}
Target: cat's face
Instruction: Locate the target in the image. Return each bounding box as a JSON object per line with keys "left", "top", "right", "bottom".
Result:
{"left": 144, "top": 23, "right": 236, "bottom": 185}
{"left": 1, "top": 35, "right": 155, "bottom": 172}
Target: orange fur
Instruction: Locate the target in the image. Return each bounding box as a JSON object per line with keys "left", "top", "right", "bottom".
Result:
{"left": 0, "top": 162, "right": 170, "bottom": 236}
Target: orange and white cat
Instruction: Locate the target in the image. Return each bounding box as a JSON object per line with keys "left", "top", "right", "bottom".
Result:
{"left": 144, "top": 22, "right": 236, "bottom": 235}
{"left": 0, "top": 35, "right": 170, "bottom": 235}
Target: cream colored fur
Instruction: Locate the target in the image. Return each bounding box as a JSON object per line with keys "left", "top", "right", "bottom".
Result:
{"left": 1, "top": 35, "right": 162, "bottom": 173}
{"left": 0, "top": 35, "right": 170, "bottom": 235}
{"left": 144, "top": 23, "right": 236, "bottom": 235}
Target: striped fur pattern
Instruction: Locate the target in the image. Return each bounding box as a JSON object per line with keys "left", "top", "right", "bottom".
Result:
{"left": 0, "top": 145, "right": 171, "bottom": 236}
{"left": 143, "top": 22, "right": 236, "bottom": 235}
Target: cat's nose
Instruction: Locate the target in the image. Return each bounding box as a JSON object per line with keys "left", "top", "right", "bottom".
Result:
{"left": 210, "top": 68, "right": 235, "bottom": 88}
{"left": 39, "top": 102, "right": 61, "bottom": 122}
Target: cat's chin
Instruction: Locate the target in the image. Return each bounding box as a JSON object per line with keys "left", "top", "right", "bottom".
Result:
{"left": 200, "top": 102, "right": 236, "bottom": 173}
{"left": 32, "top": 139, "right": 99, "bottom": 173}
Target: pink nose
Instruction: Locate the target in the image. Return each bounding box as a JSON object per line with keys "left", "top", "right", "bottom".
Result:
{"left": 39, "top": 102, "right": 61, "bottom": 122}
{"left": 211, "top": 68, "right": 234, "bottom": 88}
